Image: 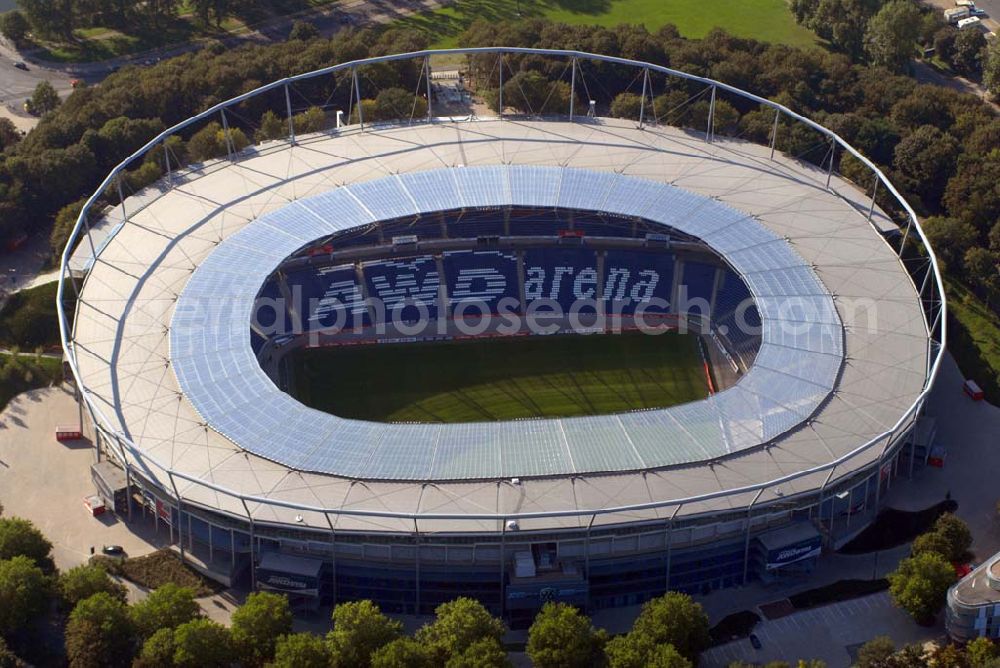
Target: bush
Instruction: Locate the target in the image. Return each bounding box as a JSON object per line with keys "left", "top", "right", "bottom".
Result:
{"left": 610, "top": 92, "right": 643, "bottom": 120}
{"left": 289, "top": 20, "right": 319, "bottom": 41}
{"left": 293, "top": 106, "right": 327, "bottom": 134}
{"left": 0, "top": 282, "right": 62, "bottom": 350}
{"left": 58, "top": 563, "right": 127, "bottom": 608}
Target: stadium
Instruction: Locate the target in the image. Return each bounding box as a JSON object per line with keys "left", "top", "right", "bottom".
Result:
{"left": 58, "top": 48, "right": 945, "bottom": 624}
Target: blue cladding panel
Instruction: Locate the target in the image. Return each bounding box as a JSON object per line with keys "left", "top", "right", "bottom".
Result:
{"left": 287, "top": 264, "right": 370, "bottom": 332}
{"left": 443, "top": 250, "right": 520, "bottom": 314}
{"left": 363, "top": 255, "right": 441, "bottom": 322}
{"left": 602, "top": 249, "right": 674, "bottom": 316}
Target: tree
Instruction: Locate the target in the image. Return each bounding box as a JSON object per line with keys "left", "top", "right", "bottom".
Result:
{"left": 951, "top": 29, "right": 987, "bottom": 74}
{"left": 646, "top": 644, "right": 692, "bottom": 668}
{"left": 17, "top": 0, "right": 72, "bottom": 38}
{"left": 966, "top": 637, "right": 998, "bottom": 667}
{"left": 527, "top": 602, "right": 604, "bottom": 668}
{"left": 0, "top": 555, "right": 50, "bottom": 636}
{"left": 892, "top": 125, "right": 960, "bottom": 204}
{"left": 128, "top": 583, "right": 201, "bottom": 639}
{"left": 327, "top": 600, "right": 403, "bottom": 668}
{"left": 58, "top": 563, "right": 127, "bottom": 608}
{"left": 0, "top": 11, "right": 29, "bottom": 45}
{"left": 293, "top": 106, "right": 326, "bottom": 134}
{"left": 416, "top": 597, "right": 506, "bottom": 663}
{"left": 29, "top": 80, "right": 61, "bottom": 115}
{"left": 922, "top": 217, "right": 978, "bottom": 271}
{"left": 255, "top": 110, "right": 285, "bottom": 142}
{"left": 888, "top": 552, "right": 955, "bottom": 623}
{"left": 187, "top": 121, "right": 226, "bottom": 161}
{"left": 933, "top": 27, "right": 958, "bottom": 65}
{"left": 373, "top": 87, "right": 427, "bottom": 121}
{"left": 134, "top": 628, "right": 176, "bottom": 668}
{"left": 911, "top": 530, "right": 953, "bottom": 560}
{"left": 0, "top": 118, "right": 21, "bottom": 151}
{"left": 856, "top": 636, "right": 895, "bottom": 668}
{"left": 864, "top": 1, "right": 922, "bottom": 73}
{"left": 628, "top": 592, "right": 710, "bottom": 661}
{"left": 289, "top": 20, "right": 319, "bottom": 41}
{"left": 444, "top": 637, "right": 510, "bottom": 668}
{"left": 0, "top": 637, "right": 27, "bottom": 668}
{"left": 172, "top": 618, "right": 233, "bottom": 668}
{"left": 229, "top": 590, "right": 293, "bottom": 667}
{"left": 65, "top": 592, "right": 136, "bottom": 668}
{"left": 493, "top": 71, "right": 572, "bottom": 116}
{"left": 611, "top": 92, "right": 643, "bottom": 120}
{"left": 985, "top": 39, "right": 1000, "bottom": 97}
{"left": 271, "top": 633, "right": 332, "bottom": 668}
{"left": 964, "top": 247, "right": 999, "bottom": 303}
{"left": 371, "top": 638, "right": 436, "bottom": 668}
{"left": 932, "top": 513, "right": 973, "bottom": 562}
{"left": 0, "top": 516, "right": 53, "bottom": 568}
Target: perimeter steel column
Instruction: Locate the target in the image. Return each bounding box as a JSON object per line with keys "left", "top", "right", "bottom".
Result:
{"left": 569, "top": 57, "right": 577, "bottom": 120}
{"left": 241, "top": 498, "right": 257, "bottom": 591}
{"left": 424, "top": 56, "right": 433, "bottom": 120}
{"left": 285, "top": 84, "right": 295, "bottom": 144}
{"left": 167, "top": 471, "right": 185, "bottom": 563}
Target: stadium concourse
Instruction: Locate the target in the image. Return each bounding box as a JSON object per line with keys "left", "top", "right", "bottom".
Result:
{"left": 63, "top": 55, "right": 938, "bottom": 622}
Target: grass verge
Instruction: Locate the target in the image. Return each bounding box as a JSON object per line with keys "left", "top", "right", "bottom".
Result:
{"left": 395, "top": 0, "right": 818, "bottom": 50}
{"left": 293, "top": 331, "right": 708, "bottom": 422}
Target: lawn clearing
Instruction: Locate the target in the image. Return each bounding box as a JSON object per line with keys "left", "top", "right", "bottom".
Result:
{"left": 292, "top": 330, "right": 708, "bottom": 423}
{"left": 395, "top": 0, "right": 818, "bottom": 50}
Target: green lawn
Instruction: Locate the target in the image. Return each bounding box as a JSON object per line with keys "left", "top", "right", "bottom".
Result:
{"left": 0, "top": 282, "right": 71, "bottom": 350}
{"left": 945, "top": 279, "right": 1000, "bottom": 404}
{"left": 0, "top": 352, "right": 63, "bottom": 413}
{"left": 397, "top": 0, "right": 818, "bottom": 50}
{"left": 292, "top": 331, "right": 708, "bottom": 423}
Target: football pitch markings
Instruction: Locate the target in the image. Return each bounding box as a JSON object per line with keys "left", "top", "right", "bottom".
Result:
{"left": 292, "top": 331, "right": 708, "bottom": 423}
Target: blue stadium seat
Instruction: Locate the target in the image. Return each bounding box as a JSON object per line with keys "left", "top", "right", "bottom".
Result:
{"left": 363, "top": 255, "right": 441, "bottom": 323}
{"left": 679, "top": 260, "right": 717, "bottom": 317}
{"left": 286, "top": 264, "right": 370, "bottom": 333}
{"left": 523, "top": 247, "right": 601, "bottom": 313}
{"left": 442, "top": 250, "right": 520, "bottom": 314}
{"left": 603, "top": 249, "right": 674, "bottom": 316}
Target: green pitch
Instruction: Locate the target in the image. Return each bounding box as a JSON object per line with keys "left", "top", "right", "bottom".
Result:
{"left": 291, "top": 331, "right": 708, "bottom": 423}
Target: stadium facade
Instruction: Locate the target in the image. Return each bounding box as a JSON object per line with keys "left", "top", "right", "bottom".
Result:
{"left": 59, "top": 48, "right": 945, "bottom": 623}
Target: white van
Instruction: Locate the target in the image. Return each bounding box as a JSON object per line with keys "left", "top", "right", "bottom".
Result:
{"left": 958, "top": 16, "right": 983, "bottom": 29}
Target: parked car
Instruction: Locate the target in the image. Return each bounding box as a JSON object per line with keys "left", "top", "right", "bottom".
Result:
{"left": 13, "top": 61, "right": 27, "bottom": 70}
{"left": 101, "top": 545, "right": 126, "bottom": 559}
{"left": 749, "top": 634, "right": 762, "bottom": 650}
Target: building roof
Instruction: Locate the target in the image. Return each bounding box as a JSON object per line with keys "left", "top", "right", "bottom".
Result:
{"left": 70, "top": 119, "right": 930, "bottom": 532}
{"left": 170, "top": 165, "right": 841, "bottom": 481}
